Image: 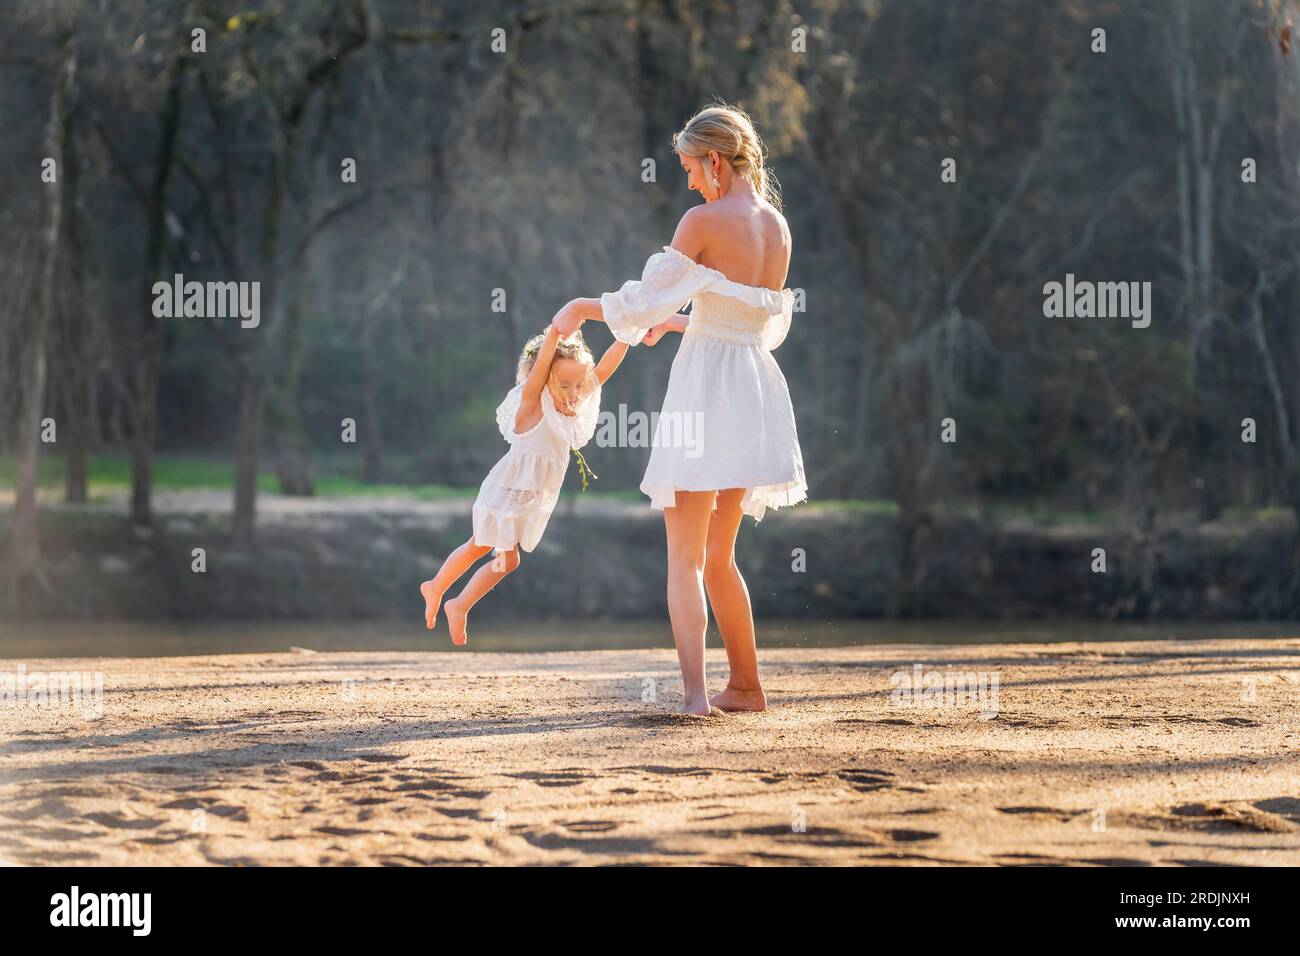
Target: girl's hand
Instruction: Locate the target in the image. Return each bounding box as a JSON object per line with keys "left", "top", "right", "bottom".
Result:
{"left": 643, "top": 324, "right": 667, "bottom": 346}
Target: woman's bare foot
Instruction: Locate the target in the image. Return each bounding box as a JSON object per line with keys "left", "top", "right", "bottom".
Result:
{"left": 443, "top": 596, "right": 469, "bottom": 646}
{"left": 419, "top": 580, "right": 443, "bottom": 630}
{"left": 709, "top": 685, "right": 767, "bottom": 712}
{"left": 680, "top": 695, "right": 715, "bottom": 716}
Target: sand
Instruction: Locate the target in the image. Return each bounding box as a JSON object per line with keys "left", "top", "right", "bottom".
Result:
{"left": 2, "top": 638, "right": 1298, "bottom": 866}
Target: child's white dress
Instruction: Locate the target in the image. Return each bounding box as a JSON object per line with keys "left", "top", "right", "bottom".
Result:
{"left": 471, "top": 381, "right": 601, "bottom": 553}
{"left": 600, "top": 245, "right": 807, "bottom": 521}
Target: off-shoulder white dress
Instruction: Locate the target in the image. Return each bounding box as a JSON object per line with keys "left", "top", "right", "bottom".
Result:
{"left": 471, "top": 382, "right": 601, "bottom": 553}
{"left": 601, "top": 245, "right": 807, "bottom": 521}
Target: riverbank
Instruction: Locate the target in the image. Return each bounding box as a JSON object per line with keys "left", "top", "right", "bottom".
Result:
{"left": 2, "top": 638, "right": 1298, "bottom": 865}
{"left": 2, "top": 491, "right": 1298, "bottom": 619}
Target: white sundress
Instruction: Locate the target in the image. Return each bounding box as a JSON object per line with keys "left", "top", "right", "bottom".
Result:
{"left": 471, "top": 381, "right": 601, "bottom": 553}
{"left": 601, "top": 244, "right": 808, "bottom": 521}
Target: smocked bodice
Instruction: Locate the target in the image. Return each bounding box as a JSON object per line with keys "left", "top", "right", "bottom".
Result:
{"left": 687, "top": 291, "right": 781, "bottom": 347}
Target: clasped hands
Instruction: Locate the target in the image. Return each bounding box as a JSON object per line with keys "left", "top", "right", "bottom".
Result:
{"left": 549, "top": 298, "right": 678, "bottom": 346}
{"left": 551, "top": 300, "right": 586, "bottom": 338}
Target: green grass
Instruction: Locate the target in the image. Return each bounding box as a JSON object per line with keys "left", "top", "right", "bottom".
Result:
{"left": 981, "top": 501, "right": 1110, "bottom": 526}
{"left": 0, "top": 454, "right": 229, "bottom": 490}
{"left": 802, "top": 498, "right": 900, "bottom": 515}
{"left": 8, "top": 455, "right": 1289, "bottom": 523}
{"left": 0, "top": 455, "right": 692, "bottom": 504}
{"left": 1221, "top": 505, "right": 1293, "bottom": 523}
{"left": 0, "top": 454, "right": 475, "bottom": 500}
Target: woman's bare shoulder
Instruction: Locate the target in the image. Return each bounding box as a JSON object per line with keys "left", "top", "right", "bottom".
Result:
{"left": 669, "top": 205, "right": 712, "bottom": 258}
{"left": 760, "top": 200, "right": 791, "bottom": 246}
{"left": 675, "top": 201, "right": 786, "bottom": 246}
{"left": 672, "top": 201, "right": 790, "bottom": 287}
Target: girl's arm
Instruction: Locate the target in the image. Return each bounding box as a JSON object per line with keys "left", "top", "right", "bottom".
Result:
{"left": 590, "top": 306, "right": 688, "bottom": 386}
{"left": 515, "top": 325, "right": 561, "bottom": 432}
{"left": 522, "top": 324, "right": 562, "bottom": 402}
{"left": 593, "top": 340, "right": 630, "bottom": 384}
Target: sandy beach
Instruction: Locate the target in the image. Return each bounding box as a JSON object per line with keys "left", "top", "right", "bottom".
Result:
{"left": 2, "top": 638, "right": 1298, "bottom": 866}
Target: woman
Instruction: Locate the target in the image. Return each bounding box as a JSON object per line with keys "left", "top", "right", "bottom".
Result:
{"left": 553, "top": 104, "right": 807, "bottom": 716}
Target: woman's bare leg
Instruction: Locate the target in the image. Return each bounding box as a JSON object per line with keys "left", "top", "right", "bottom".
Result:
{"left": 663, "top": 490, "right": 717, "bottom": 715}
{"left": 704, "top": 488, "right": 766, "bottom": 712}
{"left": 420, "top": 537, "right": 494, "bottom": 630}
{"left": 444, "top": 547, "right": 521, "bottom": 646}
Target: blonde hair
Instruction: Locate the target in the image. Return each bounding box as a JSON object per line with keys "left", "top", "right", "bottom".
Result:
{"left": 516, "top": 327, "right": 598, "bottom": 406}
{"left": 672, "top": 101, "right": 783, "bottom": 211}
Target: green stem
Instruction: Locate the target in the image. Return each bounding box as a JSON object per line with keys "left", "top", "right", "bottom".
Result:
{"left": 571, "top": 446, "right": 598, "bottom": 491}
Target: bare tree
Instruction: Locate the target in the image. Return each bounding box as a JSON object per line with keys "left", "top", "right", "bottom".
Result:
{"left": 10, "top": 22, "right": 76, "bottom": 594}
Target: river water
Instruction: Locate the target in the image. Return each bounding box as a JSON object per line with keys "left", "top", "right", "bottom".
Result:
{"left": 0, "top": 618, "right": 1295, "bottom": 658}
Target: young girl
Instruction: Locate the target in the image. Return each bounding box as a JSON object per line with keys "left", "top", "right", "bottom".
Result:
{"left": 419, "top": 318, "right": 630, "bottom": 645}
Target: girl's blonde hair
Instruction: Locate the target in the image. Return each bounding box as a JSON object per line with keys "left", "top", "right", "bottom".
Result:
{"left": 516, "top": 327, "right": 598, "bottom": 403}
{"left": 672, "top": 101, "right": 783, "bottom": 211}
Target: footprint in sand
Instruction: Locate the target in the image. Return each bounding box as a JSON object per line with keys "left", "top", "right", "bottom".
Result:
{"left": 506, "top": 770, "right": 594, "bottom": 788}
{"left": 997, "top": 806, "right": 1087, "bottom": 823}
{"left": 837, "top": 768, "right": 896, "bottom": 793}
{"left": 560, "top": 820, "right": 620, "bottom": 833}
{"left": 82, "top": 811, "right": 165, "bottom": 830}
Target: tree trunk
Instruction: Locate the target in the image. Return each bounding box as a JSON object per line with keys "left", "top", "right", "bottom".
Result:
{"left": 361, "top": 323, "right": 383, "bottom": 483}
{"left": 273, "top": 267, "right": 315, "bottom": 496}
{"left": 232, "top": 365, "right": 265, "bottom": 548}
{"left": 130, "top": 58, "right": 186, "bottom": 528}
{"left": 1289, "top": 476, "right": 1300, "bottom": 616}
{"left": 275, "top": 436, "right": 314, "bottom": 496}
{"left": 10, "top": 29, "right": 76, "bottom": 593}
{"left": 60, "top": 67, "right": 89, "bottom": 504}
{"left": 63, "top": 402, "right": 88, "bottom": 502}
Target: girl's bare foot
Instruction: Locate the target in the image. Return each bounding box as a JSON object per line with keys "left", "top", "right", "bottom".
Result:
{"left": 419, "top": 580, "right": 443, "bottom": 630}
{"left": 709, "top": 686, "right": 767, "bottom": 712}
{"left": 444, "top": 596, "right": 469, "bottom": 646}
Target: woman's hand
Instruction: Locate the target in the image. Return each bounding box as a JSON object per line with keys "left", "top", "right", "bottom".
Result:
{"left": 642, "top": 313, "right": 688, "bottom": 346}
{"left": 552, "top": 301, "right": 584, "bottom": 337}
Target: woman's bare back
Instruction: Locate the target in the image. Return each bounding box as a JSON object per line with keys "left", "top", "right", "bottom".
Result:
{"left": 686, "top": 196, "right": 791, "bottom": 293}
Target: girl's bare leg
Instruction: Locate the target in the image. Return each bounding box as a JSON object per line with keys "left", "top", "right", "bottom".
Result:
{"left": 704, "top": 488, "right": 766, "bottom": 711}
{"left": 663, "top": 490, "right": 717, "bottom": 715}
{"left": 421, "top": 537, "right": 494, "bottom": 630}
{"left": 444, "top": 547, "right": 521, "bottom": 645}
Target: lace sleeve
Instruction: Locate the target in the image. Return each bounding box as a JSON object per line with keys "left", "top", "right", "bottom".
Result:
{"left": 600, "top": 246, "right": 716, "bottom": 345}
{"left": 494, "top": 383, "right": 525, "bottom": 443}
{"left": 541, "top": 381, "right": 602, "bottom": 449}
{"left": 760, "top": 290, "right": 797, "bottom": 352}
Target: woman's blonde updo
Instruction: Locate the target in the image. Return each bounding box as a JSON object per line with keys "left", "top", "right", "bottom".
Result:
{"left": 672, "top": 101, "right": 783, "bottom": 211}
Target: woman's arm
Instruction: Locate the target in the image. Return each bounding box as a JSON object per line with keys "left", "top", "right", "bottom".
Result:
{"left": 556, "top": 301, "right": 692, "bottom": 343}
{"left": 558, "top": 213, "right": 711, "bottom": 340}
{"left": 644, "top": 312, "right": 690, "bottom": 346}
{"left": 553, "top": 298, "right": 600, "bottom": 337}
